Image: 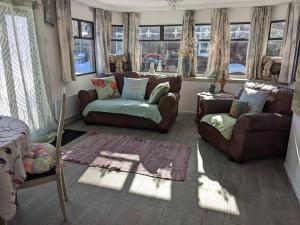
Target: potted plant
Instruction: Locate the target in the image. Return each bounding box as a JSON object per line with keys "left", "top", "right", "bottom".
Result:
{"left": 179, "top": 37, "right": 197, "bottom": 78}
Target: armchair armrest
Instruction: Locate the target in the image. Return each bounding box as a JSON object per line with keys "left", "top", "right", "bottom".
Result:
{"left": 78, "top": 90, "right": 97, "bottom": 112}
{"left": 199, "top": 99, "right": 233, "bottom": 119}
{"left": 235, "top": 113, "right": 292, "bottom": 132}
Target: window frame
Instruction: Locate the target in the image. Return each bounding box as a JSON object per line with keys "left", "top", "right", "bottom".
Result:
{"left": 266, "top": 20, "right": 285, "bottom": 57}
{"left": 195, "top": 23, "right": 211, "bottom": 75}
{"left": 229, "top": 22, "right": 251, "bottom": 76}
{"left": 111, "top": 24, "right": 124, "bottom": 55}
{"left": 139, "top": 24, "right": 182, "bottom": 73}
{"left": 72, "top": 18, "right": 96, "bottom": 76}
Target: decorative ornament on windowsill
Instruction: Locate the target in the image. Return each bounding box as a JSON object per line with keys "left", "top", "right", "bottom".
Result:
{"left": 179, "top": 37, "right": 197, "bottom": 78}
{"left": 149, "top": 62, "right": 155, "bottom": 74}
{"left": 219, "top": 70, "right": 227, "bottom": 93}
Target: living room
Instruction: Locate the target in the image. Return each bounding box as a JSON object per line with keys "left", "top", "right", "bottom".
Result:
{"left": 0, "top": 0, "right": 299, "bottom": 225}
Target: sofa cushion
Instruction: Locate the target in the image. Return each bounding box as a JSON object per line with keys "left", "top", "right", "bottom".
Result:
{"left": 91, "top": 76, "right": 120, "bottom": 100}
{"left": 201, "top": 113, "right": 237, "bottom": 140}
{"left": 229, "top": 100, "right": 248, "bottom": 119}
{"left": 148, "top": 82, "right": 170, "bottom": 104}
{"left": 122, "top": 77, "right": 149, "bottom": 101}
{"left": 240, "top": 87, "right": 267, "bottom": 113}
{"left": 82, "top": 99, "right": 162, "bottom": 124}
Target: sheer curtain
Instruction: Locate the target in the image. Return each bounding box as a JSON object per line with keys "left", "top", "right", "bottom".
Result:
{"left": 0, "top": 2, "right": 57, "bottom": 142}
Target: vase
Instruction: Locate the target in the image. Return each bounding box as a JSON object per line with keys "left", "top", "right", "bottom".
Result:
{"left": 182, "top": 56, "right": 191, "bottom": 78}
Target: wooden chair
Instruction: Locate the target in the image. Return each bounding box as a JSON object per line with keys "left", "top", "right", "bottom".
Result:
{"left": 17, "top": 87, "right": 68, "bottom": 221}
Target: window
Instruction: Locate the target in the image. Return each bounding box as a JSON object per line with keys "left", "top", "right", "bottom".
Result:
{"left": 229, "top": 23, "right": 250, "bottom": 74}
{"left": 111, "top": 25, "right": 124, "bottom": 55}
{"left": 72, "top": 19, "right": 96, "bottom": 75}
{"left": 195, "top": 24, "right": 211, "bottom": 74}
{"left": 139, "top": 25, "right": 182, "bottom": 72}
{"left": 267, "top": 21, "right": 285, "bottom": 56}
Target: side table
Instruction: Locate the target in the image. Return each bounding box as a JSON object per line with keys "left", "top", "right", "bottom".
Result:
{"left": 195, "top": 92, "right": 236, "bottom": 122}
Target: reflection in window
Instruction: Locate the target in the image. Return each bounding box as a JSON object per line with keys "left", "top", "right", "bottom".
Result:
{"left": 111, "top": 25, "right": 124, "bottom": 55}
{"left": 139, "top": 25, "right": 182, "bottom": 72}
{"left": 195, "top": 24, "right": 211, "bottom": 74}
{"left": 72, "top": 19, "right": 95, "bottom": 75}
{"left": 229, "top": 23, "right": 250, "bottom": 74}
{"left": 267, "top": 21, "right": 285, "bottom": 56}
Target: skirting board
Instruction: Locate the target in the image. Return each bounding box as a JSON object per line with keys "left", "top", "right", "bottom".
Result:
{"left": 284, "top": 162, "right": 300, "bottom": 203}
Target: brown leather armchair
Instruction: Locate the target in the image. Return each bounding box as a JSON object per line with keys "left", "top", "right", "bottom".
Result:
{"left": 198, "top": 83, "right": 294, "bottom": 162}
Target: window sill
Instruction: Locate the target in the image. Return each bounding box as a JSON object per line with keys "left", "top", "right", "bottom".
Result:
{"left": 182, "top": 76, "right": 247, "bottom": 84}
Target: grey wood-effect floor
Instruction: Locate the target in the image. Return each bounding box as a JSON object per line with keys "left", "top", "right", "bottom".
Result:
{"left": 11, "top": 113, "right": 300, "bottom": 225}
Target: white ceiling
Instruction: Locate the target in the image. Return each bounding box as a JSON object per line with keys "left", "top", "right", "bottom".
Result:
{"left": 73, "top": 0, "right": 291, "bottom": 12}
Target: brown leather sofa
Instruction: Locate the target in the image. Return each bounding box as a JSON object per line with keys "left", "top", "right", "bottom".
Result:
{"left": 78, "top": 72, "right": 182, "bottom": 132}
{"left": 198, "top": 83, "right": 294, "bottom": 162}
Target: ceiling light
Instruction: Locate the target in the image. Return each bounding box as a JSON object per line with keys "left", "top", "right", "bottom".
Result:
{"left": 166, "top": 0, "right": 183, "bottom": 10}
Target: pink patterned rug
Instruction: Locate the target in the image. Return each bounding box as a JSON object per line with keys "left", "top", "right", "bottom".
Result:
{"left": 63, "top": 132, "right": 192, "bottom": 181}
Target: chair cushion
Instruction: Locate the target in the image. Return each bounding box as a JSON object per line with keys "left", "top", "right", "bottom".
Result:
{"left": 239, "top": 87, "right": 267, "bottom": 113}
{"left": 229, "top": 100, "right": 248, "bottom": 119}
{"left": 23, "top": 143, "right": 56, "bottom": 174}
{"left": 201, "top": 113, "right": 237, "bottom": 140}
{"left": 91, "top": 76, "right": 120, "bottom": 100}
{"left": 148, "top": 82, "right": 170, "bottom": 104}
{"left": 122, "top": 77, "right": 149, "bottom": 101}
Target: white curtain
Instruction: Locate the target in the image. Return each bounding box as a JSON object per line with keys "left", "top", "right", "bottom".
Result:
{"left": 56, "top": 0, "right": 76, "bottom": 82}
{"left": 206, "top": 8, "right": 230, "bottom": 78}
{"left": 246, "top": 7, "right": 271, "bottom": 79}
{"left": 0, "top": 2, "right": 57, "bottom": 142}
{"left": 177, "top": 10, "right": 196, "bottom": 77}
{"left": 95, "top": 9, "right": 112, "bottom": 74}
{"left": 279, "top": 0, "right": 300, "bottom": 83}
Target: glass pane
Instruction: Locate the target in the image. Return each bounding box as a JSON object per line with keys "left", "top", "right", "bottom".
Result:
{"left": 81, "top": 21, "right": 93, "bottom": 38}
{"left": 269, "top": 22, "right": 285, "bottom": 39}
{"left": 72, "top": 20, "right": 79, "bottom": 37}
{"left": 112, "top": 26, "right": 124, "bottom": 40}
{"left": 164, "top": 26, "right": 182, "bottom": 40}
{"left": 74, "top": 39, "right": 95, "bottom": 74}
{"left": 230, "top": 24, "right": 250, "bottom": 39}
{"left": 197, "top": 41, "right": 210, "bottom": 74}
{"left": 266, "top": 40, "right": 282, "bottom": 56}
{"left": 140, "top": 41, "right": 180, "bottom": 72}
{"left": 229, "top": 41, "right": 248, "bottom": 74}
{"left": 195, "top": 25, "right": 211, "bottom": 40}
{"left": 139, "top": 26, "right": 160, "bottom": 40}
{"left": 111, "top": 41, "right": 124, "bottom": 55}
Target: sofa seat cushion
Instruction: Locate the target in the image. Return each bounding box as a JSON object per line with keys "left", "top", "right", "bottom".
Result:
{"left": 201, "top": 113, "right": 237, "bottom": 140}
{"left": 82, "top": 98, "right": 162, "bottom": 124}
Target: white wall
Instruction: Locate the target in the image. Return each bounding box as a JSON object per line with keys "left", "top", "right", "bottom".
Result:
{"left": 285, "top": 114, "right": 300, "bottom": 202}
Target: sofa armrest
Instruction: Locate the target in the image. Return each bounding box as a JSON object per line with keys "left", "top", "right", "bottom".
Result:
{"left": 199, "top": 99, "right": 233, "bottom": 119}
{"left": 78, "top": 90, "right": 97, "bottom": 113}
{"left": 235, "top": 113, "right": 292, "bottom": 132}
{"left": 158, "top": 92, "right": 179, "bottom": 110}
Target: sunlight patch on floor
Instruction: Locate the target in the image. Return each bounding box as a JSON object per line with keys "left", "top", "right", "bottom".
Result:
{"left": 198, "top": 175, "right": 240, "bottom": 215}
{"left": 78, "top": 167, "right": 129, "bottom": 190}
{"left": 129, "top": 174, "right": 172, "bottom": 201}
{"left": 197, "top": 141, "right": 205, "bottom": 173}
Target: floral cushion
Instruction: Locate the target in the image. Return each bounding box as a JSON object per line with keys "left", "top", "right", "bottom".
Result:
{"left": 91, "top": 76, "right": 120, "bottom": 100}
{"left": 122, "top": 77, "right": 149, "bottom": 101}
{"left": 23, "top": 143, "right": 56, "bottom": 174}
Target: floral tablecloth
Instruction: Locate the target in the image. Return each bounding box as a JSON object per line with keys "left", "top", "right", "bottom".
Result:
{"left": 0, "top": 116, "right": 33, "bottom": 221}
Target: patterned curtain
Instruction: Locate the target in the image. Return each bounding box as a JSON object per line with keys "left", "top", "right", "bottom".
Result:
{"left": 246, "top": 7, "right": 271, "bottom": 79}
{"left": 123, "top": 12, "right": 129, "bottom": 56}
{"left": 177, "top": 10, "right": 196, "bottom": 77}
{"left": 56, "top": 0, "right": 76, "bottom": 82}
{"left": 0, "top": 2, "right": 57, "bottom": 142}
{"left": 206, "top": 8, "right": 230, "bottom": 78}
{"left": 94, "top": 9, "right": 111, "bottom": 74}
{"left": 292, "top": 56, "right": 300, "bottom": 116}
{"left": 279, "top": 0, "right": 300, "bottom": 83}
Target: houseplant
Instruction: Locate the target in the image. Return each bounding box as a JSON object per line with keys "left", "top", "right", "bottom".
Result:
{"left": 179, "top": 37, "right": 197, "bottom": 78}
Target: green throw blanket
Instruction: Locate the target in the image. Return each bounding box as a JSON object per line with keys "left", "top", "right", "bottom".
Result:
{"left": 201, "top": 113, "right": 237, "bottom": 140}
{"left": 82, "top": 98, "right": 162, "bottom": 124}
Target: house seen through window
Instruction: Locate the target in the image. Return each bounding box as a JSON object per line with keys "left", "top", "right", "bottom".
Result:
{"left": 72, "top": 19, "right": 96, "bottom": 75}
{"left": 111, "top": 25, "right": 124, "bottom": 55}
{"left": 139, "top": 25, "right": 182, "bottom": 73}
{"left": 267, "top": 21, "right": 285, "bottom": 56}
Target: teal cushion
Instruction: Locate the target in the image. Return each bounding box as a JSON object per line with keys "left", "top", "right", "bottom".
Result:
{"left": 229, "top": 100, "right": 248, "bottom": 118}
{"left": 239, "top": 87, "right": 267, "bottom": 113}
{"left": 122, "top": 77, "right": 149, "bottom": 101}
{"left": 148, "top": 82, "right": 170, "bottom": 104}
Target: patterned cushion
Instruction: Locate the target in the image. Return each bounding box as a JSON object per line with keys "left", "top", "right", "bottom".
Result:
{"left": 148, "top": 82, "right": 170, "bottom": 104}
{"left": 229, "top": 100, "right": 248, "bottom": 119}
{"left": 91, "top": 76, "right": 120, "bottom": 100}
{"left": 23, "top": 143, "right": 56, "bottom": 174}
{"left": 239, "top": 87, "right": 267, "bottom": 113}
{"left": 109, "top": 54, "right": 129, "bottom": 72}
{"left": 261, "top": 56, "right": 283, "bottom": 82}
{"left": 122, "top": 77, "right": 149, "bottom": 101}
